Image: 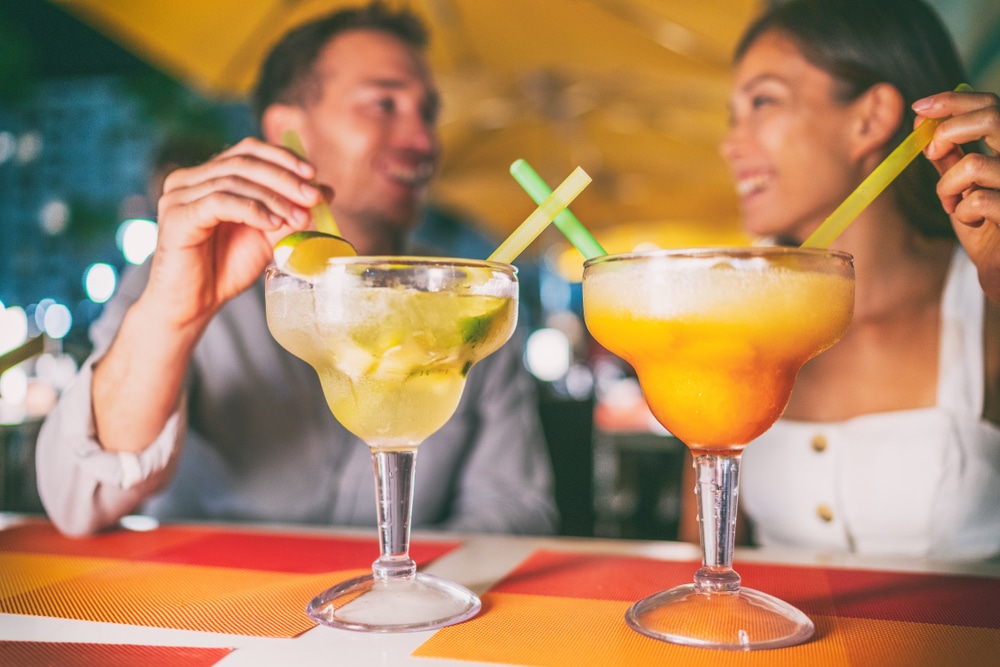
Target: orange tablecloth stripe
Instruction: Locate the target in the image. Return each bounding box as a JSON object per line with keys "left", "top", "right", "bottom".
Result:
{"left": 416, "top": 592, "right": 1000, "bottom": 667}
{"left": 0, "top": 641, "right": 232, "bottom": 667}
{"left": 415, "top": 550, "right": 1000, "bottom": 667}
{"left": 0, "top": 521, "right": 460, "bottom": 638}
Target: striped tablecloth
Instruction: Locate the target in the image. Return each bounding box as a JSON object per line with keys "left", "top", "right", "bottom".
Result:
{"left": 416, "top": 549, "right": 1000, "bottom": 667}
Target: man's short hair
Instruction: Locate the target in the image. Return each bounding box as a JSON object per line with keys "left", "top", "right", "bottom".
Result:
{"left": 251, "top": 1, "right": 429, "bottom": 123}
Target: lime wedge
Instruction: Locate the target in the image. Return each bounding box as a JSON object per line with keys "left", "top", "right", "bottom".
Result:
{"left": 273, "top": 231, "right": 356, "bottom": 278}
{"left": 458, "top": 296, "right": 509, "bottom": 344}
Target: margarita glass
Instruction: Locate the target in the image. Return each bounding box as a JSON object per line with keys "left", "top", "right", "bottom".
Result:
{"left": 266, "top": 256, "right": 518, "bottom": 632}
{"left": 583, "top": 247, "right": 854, "bottom": 650}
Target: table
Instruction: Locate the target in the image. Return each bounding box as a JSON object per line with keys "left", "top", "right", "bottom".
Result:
{"left": 2, "top": 514, "right": 999, "bottom": 666}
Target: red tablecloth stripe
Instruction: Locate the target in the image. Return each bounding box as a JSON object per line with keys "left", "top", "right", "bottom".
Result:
{"left": 491, "top": 550, "right": 1000, "bottom": 629}
{"left": 0, "top": 522, "right": 459, "bottom": 574}
{"left": 0, "top": 641, "right": 232, "bottom": 667}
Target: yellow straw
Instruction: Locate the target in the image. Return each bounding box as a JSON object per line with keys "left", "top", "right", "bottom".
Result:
{"left": 802, "top": 83, "right": 974, "bottom": 248}
{"left": 281, "top": 129, "right": 340, "bottom": 237}
{"left": 488, "top": 167, "right": 592, "bottom": 263}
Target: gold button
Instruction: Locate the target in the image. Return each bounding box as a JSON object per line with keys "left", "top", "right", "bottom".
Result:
{"left": 817, "top": 505, "right": 834, "bottom": 522}
{"left": 811, "top": 434, "right": 828, "bottom": 453}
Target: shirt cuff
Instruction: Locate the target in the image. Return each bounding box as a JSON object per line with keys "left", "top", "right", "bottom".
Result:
{"left": 118, "top": 451, "right": 143, "bottom": 490}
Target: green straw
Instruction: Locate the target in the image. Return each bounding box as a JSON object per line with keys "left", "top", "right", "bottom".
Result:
{"left": 488, "top": 167, "right": 592, "bottom": 263}
{"left": 281, "top": 129, "right": 341, "bottom": 237}
{"left": 802, "top": 83, "right": 974, "bottom": 248}
{"left": 510, "top": 159, "right": 606, "bottom": 259}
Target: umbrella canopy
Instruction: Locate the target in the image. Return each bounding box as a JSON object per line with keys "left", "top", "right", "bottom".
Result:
{"left": 50, "top": 0, "right": 762, "bottom": 251}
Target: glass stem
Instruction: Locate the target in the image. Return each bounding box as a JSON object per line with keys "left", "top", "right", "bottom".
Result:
{"left": 370, "top": 448, "right": 418, "bottom": 582}
{"left": 692, "top": 452, "right": 742, "bottom": 593}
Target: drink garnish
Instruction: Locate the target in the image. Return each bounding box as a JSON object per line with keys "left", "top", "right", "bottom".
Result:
{"left": 281, "top": 129, "right": 343, "bottom": 238}
{"left": 458, "top": 298, "right": 508, "bottom": 345}
{"left": 273, "top": 231, "right": 356, "bottom": 278}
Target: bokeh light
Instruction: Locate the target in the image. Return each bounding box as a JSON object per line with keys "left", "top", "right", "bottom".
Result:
{"left": 117, "top": 218, "right": 158, "bottom": 265}
{"left": 16, "top": 131, "right": 43, "bottom": 163}
{"left": 0, "top": 366, "right": 28, "bottom": 404}
{"left": 0, "top": 305, "right": 28, "bottom": 354}
{"left": 33, "top": 298, "right": 55, "bottom": 332}
{"left": 0, "top": 132, "right": 16, "bottom": 165}
{"left": 43, "top": 303, "right": 73, "bottom": 339}
{"left": 39, "top": 199, "right": 70, "bottom": 236}
{"left": 84, "top": 263, "right": 118, "bottom": 304}
{"left": 525, "top": 327, "right": 571, "bottom": 382}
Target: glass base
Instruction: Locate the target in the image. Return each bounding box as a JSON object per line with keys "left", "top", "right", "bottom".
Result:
{"left": 625, "top": 583, "right": 814, "bottom": 650}
{"left": 306, "top": 571, "right": 481, "bottom": 632}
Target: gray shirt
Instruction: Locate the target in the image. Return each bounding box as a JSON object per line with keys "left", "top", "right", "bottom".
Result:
{"left": 36, "top": 261, "right": 558, "bottom": 536}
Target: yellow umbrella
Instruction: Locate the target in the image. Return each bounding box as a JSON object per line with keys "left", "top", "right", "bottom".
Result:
{"left": 50, "top": 0, "right": 760, "bottom": 243}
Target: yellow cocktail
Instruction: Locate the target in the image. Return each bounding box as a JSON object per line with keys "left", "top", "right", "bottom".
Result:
{"left": 583, "top": 247, "right": 854, "bottom": 650}
{"left": 266, "top": 257, "right": 518, "bottom": 632}
{"left": 269, "top": 287, "right": 513, "bottom": 450}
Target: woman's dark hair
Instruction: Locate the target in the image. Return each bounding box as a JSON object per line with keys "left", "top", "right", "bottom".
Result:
{"left": 735, "top": 0, "right": 968, "bottom": 240}
{"left": 251, "top": 1, "right": 428, "bottom": 123}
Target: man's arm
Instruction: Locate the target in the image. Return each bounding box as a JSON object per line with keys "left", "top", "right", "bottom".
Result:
{"left": 36, "top": 138, "right": 321, "bottom": 535}
{"left": 35, "top": 263, "right": 188, "bottom": 536}
{"left": 94, "top": 137, "right": 320, "bottom": 453}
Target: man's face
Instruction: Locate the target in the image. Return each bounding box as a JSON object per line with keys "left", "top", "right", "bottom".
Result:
{"left": 299, "top": 30, "right": 441, "bottom": 240}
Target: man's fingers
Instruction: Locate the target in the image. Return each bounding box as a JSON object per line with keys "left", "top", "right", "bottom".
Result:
{"left": 196, "top": 191, "right": 296, "bottom": 233}
{"left": 215, "top": 136, "right": 315, "bottom": 178}
{"left": 163, "top": 174, "right": 314, "bottom": 228}
{"left": 162, "top": 138, "right": 321, "bottom": 211}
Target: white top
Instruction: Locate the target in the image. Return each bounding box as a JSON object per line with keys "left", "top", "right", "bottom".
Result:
{"left": 741, "top": 247, "right": 1000, "bottom": 560}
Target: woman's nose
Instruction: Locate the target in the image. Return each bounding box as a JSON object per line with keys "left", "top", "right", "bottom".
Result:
{"left": 720, "top": 120, "right": 746, "bottom": 165}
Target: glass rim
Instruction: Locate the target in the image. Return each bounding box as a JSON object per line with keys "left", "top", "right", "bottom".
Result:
{"left": 582, "top": 245, "right": 854, "bottom": 270}
{"left": 266, "top": 255, "right": 518, "bottom": 278}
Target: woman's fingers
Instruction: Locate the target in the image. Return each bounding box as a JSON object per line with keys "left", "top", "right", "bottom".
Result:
{"left": 935, "top": 153, "right": 1000, "bottom": 219}
{"left": 911, "top": 90, "right": 1000, "bottom": 223}
{"left": 916, "top": 90, "right": 999, "bottom": 157}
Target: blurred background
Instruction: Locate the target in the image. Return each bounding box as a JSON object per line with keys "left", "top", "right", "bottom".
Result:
{"left": 2, "top": 0, "right": 999, "bottom": 535}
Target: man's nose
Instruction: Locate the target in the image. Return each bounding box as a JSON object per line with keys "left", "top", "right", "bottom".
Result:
{"left": 397, "top": 110, "right": 438, "bottom": 155}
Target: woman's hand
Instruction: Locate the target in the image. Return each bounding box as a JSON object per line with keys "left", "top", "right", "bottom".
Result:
{"left": 915, "top": 88, "right": 1000, "bottom": 300}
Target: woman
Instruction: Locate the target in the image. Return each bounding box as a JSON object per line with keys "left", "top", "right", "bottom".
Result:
{"left": 687, "top": 0, "right": 1000, "bottom": 559}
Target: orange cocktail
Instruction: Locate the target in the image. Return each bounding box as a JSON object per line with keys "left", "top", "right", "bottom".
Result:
{"left": 582, "top": 247, "right": 854, "bottom": 650}
{"left": 584, "top": 250, "right": 853, "bottom": 450}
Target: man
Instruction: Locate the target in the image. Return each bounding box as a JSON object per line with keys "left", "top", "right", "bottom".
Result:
{"left": 36, "top": 2, "right": 557, "bottom": 537}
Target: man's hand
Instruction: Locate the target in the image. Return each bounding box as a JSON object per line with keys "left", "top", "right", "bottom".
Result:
{"left": 146, "top": 136, "right": 324, "bottom": 329}
{"left": 92, "top": 136, "right": 327, "bottom": 454}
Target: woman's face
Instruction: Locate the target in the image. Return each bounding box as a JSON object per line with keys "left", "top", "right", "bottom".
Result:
{"left": 721, "top": 31, "right": 864, "bottom": 242}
